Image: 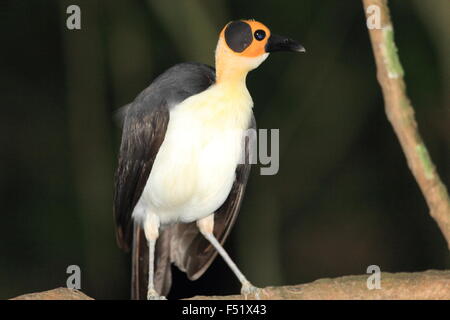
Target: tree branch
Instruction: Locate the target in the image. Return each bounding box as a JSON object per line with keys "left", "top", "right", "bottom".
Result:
{"left": 362, "top": 0, "right": 450, "bottom": 248}
{"left": 11, "top": 288, "right": 93, "bottom": 300}
{"left": 10, "top": 270, "right": 450, "bottom": 300}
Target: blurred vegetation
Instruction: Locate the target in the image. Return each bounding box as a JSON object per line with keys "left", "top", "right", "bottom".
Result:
{"left": 0, "top": 0, "right": 448, "bottom": 299}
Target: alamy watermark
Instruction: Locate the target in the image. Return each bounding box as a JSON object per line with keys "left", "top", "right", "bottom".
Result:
{"left": 168, "top": 128, "right": 280, "bottom": 176}
{"left": 66, "top": 265, "right": 81, "bottom": 289}
{"left": 66, "top": 5, "right": 81, "bottom": 30}
{"left": 239, "top": 128, "right": 279, "bottom": 176}
{"left": 366, "top": 5, "right": 381, "bottom": 30}
{"left": 366, "top": 265, "right": 382, "bottom": 289}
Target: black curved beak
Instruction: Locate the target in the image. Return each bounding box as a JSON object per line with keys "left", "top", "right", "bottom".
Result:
{"left": 265, "top": 34, "right": 306, "bottom": 53}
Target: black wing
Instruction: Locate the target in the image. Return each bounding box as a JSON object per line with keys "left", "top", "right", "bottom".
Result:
{"left": 114, "top": 101, "right": 169, "bottom": 250}
{"left": 112, "top": 63, "right": 216, "bottom": 299}
{"left": 114, "top": 62, "right": 216, "bottom": 250}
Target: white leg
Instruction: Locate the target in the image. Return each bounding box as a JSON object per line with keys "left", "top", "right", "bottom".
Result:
{"left": 143, "top": 214, "right": 166, "bottom": 300}
{"left": 197, "top": 214, "right": 262, "bottom": 299}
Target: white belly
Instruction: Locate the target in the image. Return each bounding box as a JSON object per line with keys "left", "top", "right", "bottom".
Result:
{"left": 132, "top": 84, "right": 253, "bottom": 225}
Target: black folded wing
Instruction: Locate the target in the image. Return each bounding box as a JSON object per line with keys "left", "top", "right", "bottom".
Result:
{"left": 114, "top": 62, "right": 216, "bottom": 250}
{"left": 113, "top": 62, "right": 255, "bottom": 299}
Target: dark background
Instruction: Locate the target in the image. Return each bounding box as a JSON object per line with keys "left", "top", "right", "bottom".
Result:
{"left": 1, "top": 0, "right": 449, "bottom": 299}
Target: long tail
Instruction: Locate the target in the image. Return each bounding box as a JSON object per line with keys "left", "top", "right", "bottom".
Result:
{"left": 131, "top": 222, "right": 172, "bottom": 299}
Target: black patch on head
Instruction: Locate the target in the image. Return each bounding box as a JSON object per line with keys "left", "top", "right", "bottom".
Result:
{"left": 224, "top": 21, "right": 253, "bottom": 53}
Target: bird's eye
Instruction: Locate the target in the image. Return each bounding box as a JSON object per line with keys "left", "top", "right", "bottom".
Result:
{"left": 254, "top": 30, "right": 266, "bottom": 41}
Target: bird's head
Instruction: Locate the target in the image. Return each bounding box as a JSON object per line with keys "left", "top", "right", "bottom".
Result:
{"left": 215, "top": 19, "right": 305, "bottom": 83}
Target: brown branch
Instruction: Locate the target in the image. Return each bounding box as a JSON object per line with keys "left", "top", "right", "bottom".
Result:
{"left": 9, "top": 270, "right": 450, "bottom": 300}
{"left": 362, "top": 0, "right": 450, "bottom": 248}
{"left": 11, "top": 288, "right": 93, "bottom": 300}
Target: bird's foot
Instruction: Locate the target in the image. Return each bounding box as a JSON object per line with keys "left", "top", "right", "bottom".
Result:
{"left": 241, "top": 281, "right": 263, "bottom": 300}
{"left": 147, "top": 288, "right": 166, "bottom": 300}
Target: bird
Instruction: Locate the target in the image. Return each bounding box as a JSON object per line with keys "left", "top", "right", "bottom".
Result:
{"left": 113, "top": 19, "right": 305, "bottom": 300}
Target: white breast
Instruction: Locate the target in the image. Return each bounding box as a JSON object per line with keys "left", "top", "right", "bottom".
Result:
{"left": 133, "top": 84, "right": 253, "bottom": 225}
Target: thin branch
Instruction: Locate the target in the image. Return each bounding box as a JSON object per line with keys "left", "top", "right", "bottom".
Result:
{"left": 10, "top": 270, "right": 450, "bottom": 300}
{"left": 362, "top": 0, "right": 450, "bottom": 248}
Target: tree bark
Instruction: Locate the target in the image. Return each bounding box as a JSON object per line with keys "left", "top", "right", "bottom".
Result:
{"left": 10, "top": 270, "right": 450, "bottom": 300}
{"left": 362, "top": 0, "right": 450, "bottom": 248}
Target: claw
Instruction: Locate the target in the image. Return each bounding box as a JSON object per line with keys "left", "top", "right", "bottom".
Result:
{"left": 147, "top": 288, "right": 167, "bottom": 300}
{"left": 241, "top": 281, "right": 262, "bottom": 300}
